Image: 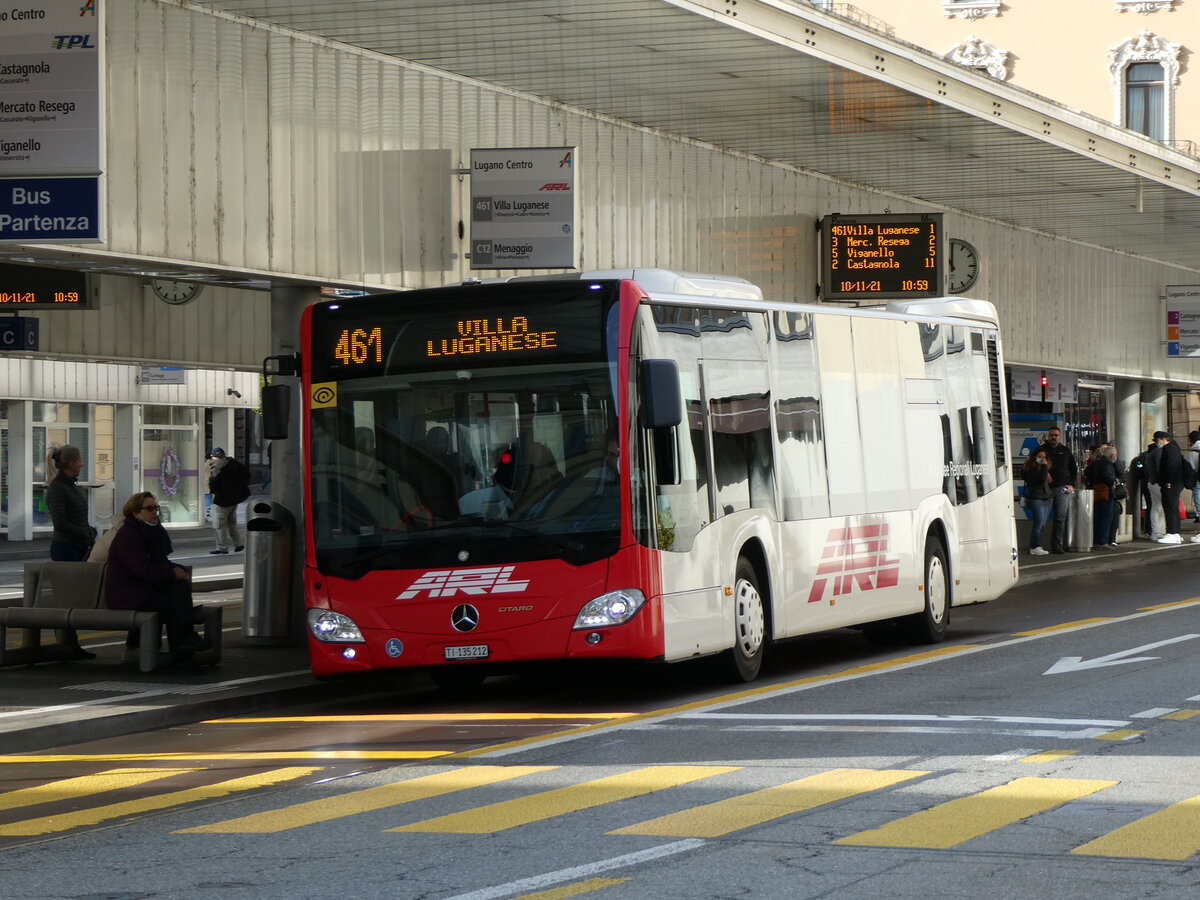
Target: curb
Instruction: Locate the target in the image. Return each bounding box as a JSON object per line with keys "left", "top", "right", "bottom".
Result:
{"left": 1017, "top": 541, "right": 1200, "bottom": 587}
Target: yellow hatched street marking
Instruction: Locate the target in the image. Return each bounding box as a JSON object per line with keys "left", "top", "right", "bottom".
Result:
{"left": 0, "top": 768, "right": 196, "bottom": 813}
{"left": 610, "top": 768, "right": 928, "bottom": 838}
{"left": 389, "top": 765, "right": 739, "bottom": 834}
{"left": 1094, "top": 729, "right": 1144, "bottom": 741}
{"left": 1013, "top": 618, "right": 1112, "bottom": 636}
{"left": 834, "top": 777, "right": 1118, "bottom": 849}
{"left": 516, "top": 879, "right": 631, "bottom": 900}
{"left": 1163, "top": 709, "right": 1200, "bottom": 720}
{"left": 1, "top": 751, "right": 448, "bottom": 763}
{"left": 1021, "top": 750, "right": 1079, "bottom": 763}
{"left": 1073, "top": 793, "right": 1200, "bottom": 859}
{"left": 204, "top": 714, "right": 635, "bottom": 723}
{"left": 0, "top": 767, "right": 320, "bottom": 836}
{"left": 178, "top": 765, "right": 554, "bottom": 834}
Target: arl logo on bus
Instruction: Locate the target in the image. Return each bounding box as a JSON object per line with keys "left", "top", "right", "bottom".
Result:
{"left": 539, "top": 183, "right": 571, "bottom": 191}
{"left": 397, "top": 566, "right": 530, "bottom": 600}
{"left": 808, "top": 524, "right": 900, "bottom": 604}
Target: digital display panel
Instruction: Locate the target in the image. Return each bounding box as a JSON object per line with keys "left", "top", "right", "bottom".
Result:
{"left": 0, "top": 262, "right": 90, "bottom": 308}
{"left": 821, "top": 213, "right": 943, "bottom": 301}
{"left": 310, "top": 281, "right": 615, "bottom": 382}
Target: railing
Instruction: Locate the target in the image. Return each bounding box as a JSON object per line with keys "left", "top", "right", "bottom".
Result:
{"left": 1165, "top": 140, "right": 1199, "bottom": 159}
{"left": 807, "top": 2, "right": 896, "bottom": 37}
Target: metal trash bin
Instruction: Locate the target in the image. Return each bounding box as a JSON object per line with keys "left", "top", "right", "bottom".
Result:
{"left": 1068, "top": 489, "right": 1094, "bottom": 552}
{"left": 243, "top": 499, "right": 295, "bottom": 644}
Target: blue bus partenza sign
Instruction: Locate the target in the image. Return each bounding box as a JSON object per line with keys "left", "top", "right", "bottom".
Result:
{"left": 0, "top": 177, "right": 100, "bottom": 242}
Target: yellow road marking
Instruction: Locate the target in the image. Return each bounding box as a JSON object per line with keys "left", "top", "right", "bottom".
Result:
{"left": 1013, "top": 618, "right": 1112, "bottom": 636}
{"left": 1138, "top": 598, "right": 1200, "bottom": 611}
{"left": 0, "top": 767, "right": 319, "bottom": 836}
{"left": 389, "top": 765, "right": 739, "bottom": 834}
{"left": 1021, "top": 750, "right": 1079, "bottom": 763}
{"left": 452, "top": 645, "right": 979, "bottom": 759}
{"left": 0, "top": 767, "right": 196, "bottom": 813}
{"left": 177, "top": 765, "right": 554, "bottom": 834}
{"left": 834, "top": 777, "right": 1117, "bottom": 849}
{"left": 203, "top": 713, "right": 636, "bottom": 723}
{"left": 1094, "top": 729, "right": 1144, "bottom": 741}
{"left": 515, "top": 879, "right": 631, "bottom": 899}
{"left": 1164, "top": 709, "right": 1200, "bottom": 720}
{"left": 1073, "top": 793, "right": 1200, "bottom": 859}
{"left": 1, "top": 751, "right": 448, "bottom": 763}
{"left": 610, "top": 768, "right": 927, "bottom": 838}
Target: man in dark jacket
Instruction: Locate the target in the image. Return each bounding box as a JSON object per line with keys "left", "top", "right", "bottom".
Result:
{"left": 208, "top": 447, "right": 251, "bottom": 554}
{"left": 1153, "top": 430, "right": 1185, "bottom": 544}
{"left": 1035, "top": 426, "right": 1077, "bottom": 554}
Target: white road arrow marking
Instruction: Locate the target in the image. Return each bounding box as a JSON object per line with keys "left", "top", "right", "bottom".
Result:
{"left": 1044, "top": 634, "right": 1200, "bottom": 675}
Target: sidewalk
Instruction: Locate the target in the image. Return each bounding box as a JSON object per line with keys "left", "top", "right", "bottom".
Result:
{"left": 4, "top": 524, "right": 1200, "bottom": 755}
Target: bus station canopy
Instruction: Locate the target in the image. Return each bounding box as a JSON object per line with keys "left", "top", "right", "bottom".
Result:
{"left": 196, "top": 0, "right": 1200, "bottom": 274}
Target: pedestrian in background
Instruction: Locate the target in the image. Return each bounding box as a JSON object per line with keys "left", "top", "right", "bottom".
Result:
{"left": 1021, "top": 450, "right": 1054, "bottom": 556}
{"left": 1153, "top": 430, "right": 1184, "bottom": 545}
{"left": 208, "top": 447, "right": 251, "bottom": 555}
{"left": 44, "top": 444, "right": 98, "bottom": 659}
{"left": 1106, "top": 443, "right": 1126, "bottom": 548}
{"left": 1140, "top": 440, "right": 1164, "bottom": 540}
{"left": 1188, "top": 430, "right": 1200, "bottom": 523}
{"left": 1035, "top": 427, "right": 1076, "bottom": 554}
{"left": 1090, "top": 445, "right": 1117, "bottom": 549}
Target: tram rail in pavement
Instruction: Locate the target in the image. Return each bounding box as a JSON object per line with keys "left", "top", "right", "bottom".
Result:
{"left": 3, "top": 526, "right": 1200, "bottom": 755}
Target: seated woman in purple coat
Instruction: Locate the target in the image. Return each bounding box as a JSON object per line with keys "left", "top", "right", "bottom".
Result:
{"left": 105, "top": 491, "right": 209, "bottom": 659}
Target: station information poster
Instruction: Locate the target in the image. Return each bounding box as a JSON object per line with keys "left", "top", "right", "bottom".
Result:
{"left": 1165, "top": 285, "right": 1200, "bottom": 357}
{"left": 469, "top": 147, "right": 577, "bottom": 269}
{"left": 821, "top": 212, "right": 943, "bottom": 301}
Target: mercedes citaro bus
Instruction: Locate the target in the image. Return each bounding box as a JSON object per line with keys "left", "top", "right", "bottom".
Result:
{"left": 262, "top": 269, "right": 1017, "bottom": 686}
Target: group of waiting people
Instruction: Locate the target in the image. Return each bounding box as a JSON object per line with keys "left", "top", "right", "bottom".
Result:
{"left": 1021, "top": 428, "right": 1198, "bottom": 556}
{"left": 45, "top": 445, "right": 210, "bottom": 665}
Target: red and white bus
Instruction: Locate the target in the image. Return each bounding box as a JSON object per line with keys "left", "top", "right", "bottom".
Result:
{"left": 277, "top": 269, "right": 1017, "bottom": 684}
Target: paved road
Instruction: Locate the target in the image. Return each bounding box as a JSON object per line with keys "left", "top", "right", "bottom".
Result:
{"left": 4, "top": 553, "right": 1200, "bottom": 897}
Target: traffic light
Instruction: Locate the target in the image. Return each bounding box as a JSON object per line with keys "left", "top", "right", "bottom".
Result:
{"left": 1041, "top": 371, "right": 1048, "bottom": 402}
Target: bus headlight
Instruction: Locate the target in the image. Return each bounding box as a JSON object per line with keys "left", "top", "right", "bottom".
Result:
{"left": 307, "top": 609, "right": 366, "bottom": 643}
{"left": 573, "top": 589, "right": 646, "bottom": 629}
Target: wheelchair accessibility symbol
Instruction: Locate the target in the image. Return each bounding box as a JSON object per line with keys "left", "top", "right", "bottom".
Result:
{"left": 385, "top": 638, "right": 404, "bottom": 658}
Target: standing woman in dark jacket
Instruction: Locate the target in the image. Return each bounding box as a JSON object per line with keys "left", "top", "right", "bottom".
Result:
{"left": 45, "top": 445, "right": 96, "bottom": 561}
{"left": 105, "top": 492, "right": 209, "bottom": 659}
{"left": 1090, "top": 447, "right": 1117, "bottom": 548}
{"left": 1022, "top": 450, "right": 1054, "bottom": 556}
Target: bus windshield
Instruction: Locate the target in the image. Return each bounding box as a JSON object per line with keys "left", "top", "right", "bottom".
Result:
{"left": 308, "top": 285, "right": 623, "bottom": 578}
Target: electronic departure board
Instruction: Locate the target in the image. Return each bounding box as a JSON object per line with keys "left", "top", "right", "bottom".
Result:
{"left": 0, "top": 263, "right": 91, "bottom": 308}
{"left": 820, "top": 213, "right": 943, "bottom": 301}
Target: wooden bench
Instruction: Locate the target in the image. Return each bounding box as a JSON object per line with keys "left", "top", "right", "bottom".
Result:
{"left": 0, "top": 561, "right": 222, "bottom": 673}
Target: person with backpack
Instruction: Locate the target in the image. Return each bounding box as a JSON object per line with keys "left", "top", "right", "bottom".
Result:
{"left": 1153, "top": 430, "right": 1188, "bottom": 545}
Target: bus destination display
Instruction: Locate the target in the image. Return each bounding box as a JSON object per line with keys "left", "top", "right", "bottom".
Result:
{"left": 312, "top": 283, "right": 611, "bottom": 381}
{"left": 821, "top": 213, "right": 943, "bottom": 301}
{"left": 0, "top": 263, "right": 90, "bottom": 308}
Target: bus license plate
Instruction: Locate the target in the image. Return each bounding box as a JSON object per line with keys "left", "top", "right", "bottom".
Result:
{"left": 444, "top": 644, "right": 489, "bottom": 661}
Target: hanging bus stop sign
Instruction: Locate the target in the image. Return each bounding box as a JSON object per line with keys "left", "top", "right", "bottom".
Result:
{"left": 0, "top": 316, "right": 40, "bottom": 351}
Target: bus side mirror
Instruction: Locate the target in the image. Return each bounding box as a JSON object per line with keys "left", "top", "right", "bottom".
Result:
{"left": 642, "top": 359, "right": 682, "bottom": 429}
{"left": 262, "top": 383, "right": 291, "bottom": 440}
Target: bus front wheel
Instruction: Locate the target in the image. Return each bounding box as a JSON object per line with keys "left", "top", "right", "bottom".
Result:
{"left": 901, "top": 536, "right": 949, "bottom": 644}
{"left": 724, "top": 558, "right": 767, "bottom": 682}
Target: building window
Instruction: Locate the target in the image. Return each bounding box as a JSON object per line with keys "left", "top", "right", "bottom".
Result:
{"left": 1109, "top": 30, "right": 1181, "bottom": 143}
{"left": 1126, "top": 62, "right": 1165, "bottom": 139}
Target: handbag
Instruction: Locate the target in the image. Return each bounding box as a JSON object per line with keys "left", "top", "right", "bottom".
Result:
{"left": 1112, "top": 480, "right": 1127, "bottom": 501}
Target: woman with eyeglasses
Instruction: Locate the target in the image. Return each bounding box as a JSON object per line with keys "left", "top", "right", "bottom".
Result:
{"left": 105, "top": 491, "right": 211, "bottom": 663}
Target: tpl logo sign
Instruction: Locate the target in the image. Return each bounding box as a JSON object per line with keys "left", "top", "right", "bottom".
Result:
{"left": 397, "top": 566, "right": 530, "bottom": 600}
{"left": 51, "top": 34, "right": 95, "bottom": 49}
{"left": 808, "top": 524, "right": 900, "bottom": 604}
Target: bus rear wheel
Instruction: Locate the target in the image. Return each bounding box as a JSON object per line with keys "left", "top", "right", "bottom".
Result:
{"left": 901, "top": 536, "right": 949, "bottom": 644}
{"left": 724, "top": 558, "right": 767, "bottom": 682}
